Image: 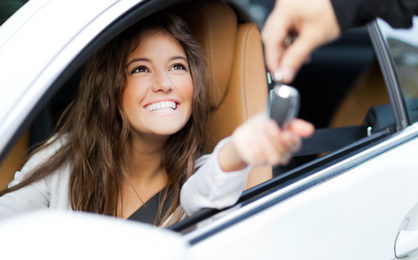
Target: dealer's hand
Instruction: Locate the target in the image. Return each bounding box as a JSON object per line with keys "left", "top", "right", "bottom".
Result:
{"left": 262, "top": 0, "right": 340, "bottom": 83}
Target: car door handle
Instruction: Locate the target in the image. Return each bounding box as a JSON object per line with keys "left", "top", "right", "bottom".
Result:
{"left": 395, "top": 203, "right": 418, "bottom": 259}
{"left": 395, "top": 230, "right": 418, "bottom": 258}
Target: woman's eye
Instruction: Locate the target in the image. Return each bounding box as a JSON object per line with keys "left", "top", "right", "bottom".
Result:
{"left": 170, "top": 63, "right": 187, "bottom": 71}
{"left": 131, "top": 66, "right": 149, "bottom": 74}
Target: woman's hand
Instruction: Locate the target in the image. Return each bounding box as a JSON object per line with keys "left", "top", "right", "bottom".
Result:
{"left": 218, "top": 113, "right": 314, "bottom": 172}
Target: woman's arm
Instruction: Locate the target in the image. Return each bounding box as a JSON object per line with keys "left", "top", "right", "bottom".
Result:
{"left": 0, "top": 180, "right": 50, "bottom": 220}
{"left": 180, "top": 113, "right": 313, "bottom": 216}
{"left": 0, "top": 137, "right": 70, "bottom": 220}
{"left": 180, "top": 138, "right": 252, "bottom": 216}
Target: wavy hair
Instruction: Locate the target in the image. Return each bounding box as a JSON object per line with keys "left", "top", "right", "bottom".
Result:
{"left": 0, "top": 12, "right": 209, "bottom": 226}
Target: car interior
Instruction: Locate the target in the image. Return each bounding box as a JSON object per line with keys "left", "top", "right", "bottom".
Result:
{"left": 0, "top": 0, "right": 400, "bottom": 230}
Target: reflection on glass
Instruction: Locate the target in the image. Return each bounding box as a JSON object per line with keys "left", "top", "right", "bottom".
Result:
{"left": 378, "top": 16, "right": 418, "bottom": 123}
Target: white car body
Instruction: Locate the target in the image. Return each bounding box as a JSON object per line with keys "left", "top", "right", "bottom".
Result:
{"left": 0, "top": 0, "right": 417, "bottom": 259}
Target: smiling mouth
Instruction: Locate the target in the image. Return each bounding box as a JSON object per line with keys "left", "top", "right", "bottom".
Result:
{"left": 144, "top": 101, "right": 178, "bottom": 112}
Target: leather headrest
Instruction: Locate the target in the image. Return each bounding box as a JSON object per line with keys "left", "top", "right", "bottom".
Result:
{"left": 177, "top": 0, "right": 237, "bottom": 108}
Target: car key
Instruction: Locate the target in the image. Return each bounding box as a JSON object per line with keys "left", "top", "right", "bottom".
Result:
{"left": 268, "top": 81, "right": 300, "bottom": 128}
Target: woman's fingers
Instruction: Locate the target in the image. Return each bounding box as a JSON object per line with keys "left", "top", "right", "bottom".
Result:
{"left": 262, "top": 120, "right": 286, "bottom": 164}
{"left": 286, "top": 118, "right": 315, "bottom": 137}
{"left": 231, "top": 114, "right": 315, "bottom": 167}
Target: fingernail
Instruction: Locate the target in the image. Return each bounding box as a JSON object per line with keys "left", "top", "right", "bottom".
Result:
{"left": 273, "top": 69, "right": 283, "bottom": 82}
{"left": 281, "top": 67, "right": 295, "bottom": 83}
{"left": 274, "top": 68, "right": 294, "bottom": 83}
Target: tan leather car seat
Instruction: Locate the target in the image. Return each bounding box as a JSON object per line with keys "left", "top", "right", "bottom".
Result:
{"left": 0, "top": 130, "right": 29, "bottom": 190}
{"left": 178, "top": 0, "right": 272, "bottom": 187}
{"left": 329, "top": 61, "right": 389, "bottom": 127}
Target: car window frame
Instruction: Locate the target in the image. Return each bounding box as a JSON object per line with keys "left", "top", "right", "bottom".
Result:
{"left": 368, "top": 19, "right": 410, "bottom": 129}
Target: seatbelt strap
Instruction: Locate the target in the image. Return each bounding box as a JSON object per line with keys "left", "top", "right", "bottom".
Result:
{"left": 295, "top": 125, "right": 368, "bottom": 156}
{"left": 128, "top": 190, "right": 173, "bottom": 224}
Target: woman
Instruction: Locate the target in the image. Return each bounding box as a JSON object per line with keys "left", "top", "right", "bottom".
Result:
{"left": 0, "top": 13, "right": 313, "bottom": 226}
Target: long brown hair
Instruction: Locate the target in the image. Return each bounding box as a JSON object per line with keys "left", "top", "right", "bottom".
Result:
{"left": 0, "top": 12, "right": 209, "bottom": 225}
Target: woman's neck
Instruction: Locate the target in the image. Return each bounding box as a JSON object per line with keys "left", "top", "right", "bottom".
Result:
{"left": 124, "top": 132, "right": 168, "bottom": 187}
{"left": 119, "top": 133, "right": 169, "bottom": 219}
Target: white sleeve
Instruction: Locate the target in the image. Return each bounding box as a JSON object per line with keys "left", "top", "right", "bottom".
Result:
{"left": 0, "top": 180, "right": 50, "bottom": 220}
{"left": 0, "top": 152, "right": 51, "bottom": 220}
{"left": 0, "top": 137, "right": 64, "bottom": 220}
{"left": 180, "top": 137, "right": 253, "bottom": 216}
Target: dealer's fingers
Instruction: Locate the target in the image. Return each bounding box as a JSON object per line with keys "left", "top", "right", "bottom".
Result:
{"left": 262, "top": 9, "right": 292, "bottom": 76}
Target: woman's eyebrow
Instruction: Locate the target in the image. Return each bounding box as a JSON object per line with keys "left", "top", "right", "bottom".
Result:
{"left": 126, "top": 56, "right": 188, "bottom": 67}
{"left": 170, "top": 56, "right": 188, "bottom": 62}
{"left": 126, "top": 57, "right": 149, "bottom": 67}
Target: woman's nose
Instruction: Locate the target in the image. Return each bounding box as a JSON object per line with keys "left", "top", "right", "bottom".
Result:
{"left": 152, "top": 70, "right": 173, "bottom": 92}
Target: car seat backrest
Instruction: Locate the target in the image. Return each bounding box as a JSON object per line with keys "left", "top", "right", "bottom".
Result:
{"left": 0, "top": 130, "right": 29, "bottom": 190}
{"left": 178, "top": 0, "right": 272, "bottom": 186}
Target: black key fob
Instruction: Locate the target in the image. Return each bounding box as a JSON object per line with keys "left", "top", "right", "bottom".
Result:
{"left": 268, "top": 84, "right": 300, "bottom": 128}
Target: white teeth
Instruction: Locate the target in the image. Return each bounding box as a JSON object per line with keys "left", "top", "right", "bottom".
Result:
{"left": 145, "top": 101, "right": 177, "bottom": 112}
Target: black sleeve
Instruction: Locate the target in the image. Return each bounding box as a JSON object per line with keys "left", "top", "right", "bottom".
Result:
{"left": 331, "top": 0, "right": 418, "bottom": 31}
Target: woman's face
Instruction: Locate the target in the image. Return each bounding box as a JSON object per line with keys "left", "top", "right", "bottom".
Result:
{"left": 122, "top": 29, "right": 193, "bottom": 139}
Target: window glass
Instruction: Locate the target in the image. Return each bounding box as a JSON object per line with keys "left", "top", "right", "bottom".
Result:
{"left": 378, "top": 16, "right": 418, "bottom": 124}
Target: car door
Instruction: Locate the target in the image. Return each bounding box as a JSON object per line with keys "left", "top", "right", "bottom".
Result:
{"left": 175, "top": 17, "right": 418, "bottom": 260}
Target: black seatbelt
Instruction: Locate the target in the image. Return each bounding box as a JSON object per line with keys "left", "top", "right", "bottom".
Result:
{"left": 128, "top": 190, "right": 173, "bottom": 225}
{"left": 296, "top": 103, "right": 399, "bottom": 156}
{"left": 295, "top": 125, "right": 368, "bottom": 156}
